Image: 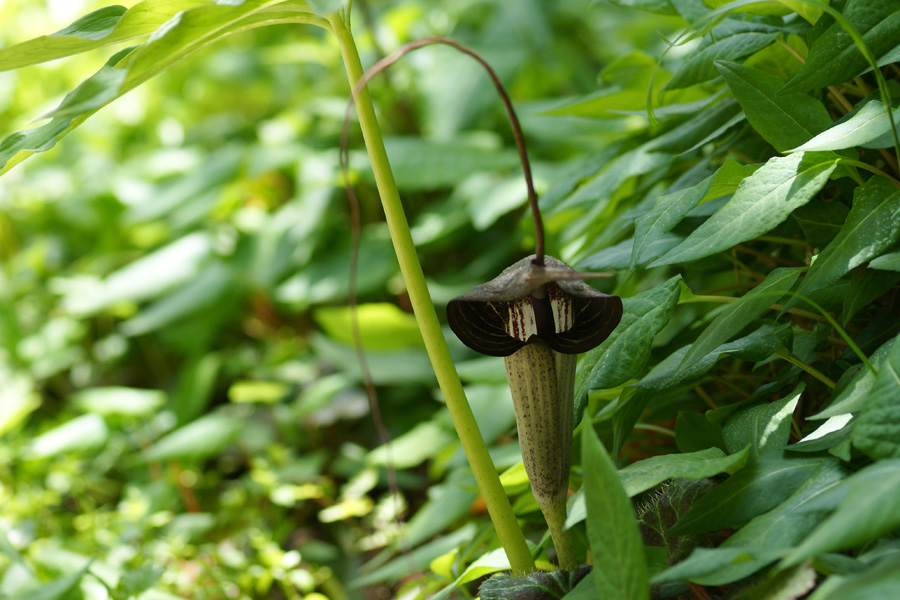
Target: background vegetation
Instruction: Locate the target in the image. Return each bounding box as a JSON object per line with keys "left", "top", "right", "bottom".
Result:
{"left": 1, "top": 0, "right": 899, "bottom": 599}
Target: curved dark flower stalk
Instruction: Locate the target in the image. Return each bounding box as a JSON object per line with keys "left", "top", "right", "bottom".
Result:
{"left": 341, "top": 35, "right": 545, "bottom": 265}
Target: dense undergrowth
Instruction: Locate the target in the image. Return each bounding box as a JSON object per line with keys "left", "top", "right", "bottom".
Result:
{"left": 1, "top": 0, "right": 899, "bottom": 599}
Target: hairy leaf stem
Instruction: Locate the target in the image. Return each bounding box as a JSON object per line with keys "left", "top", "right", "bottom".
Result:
{"left": 328, "top": 12, "right": 534, "bottom": 575}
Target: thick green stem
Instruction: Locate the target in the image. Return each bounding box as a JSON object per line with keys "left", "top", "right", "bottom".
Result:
{"left": 327, "top": 12, "right": 534, "bottom": 575}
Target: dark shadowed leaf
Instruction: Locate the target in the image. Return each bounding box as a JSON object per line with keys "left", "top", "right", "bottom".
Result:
{"left": 781, "top": 0, "right": 900, "bottom": 94}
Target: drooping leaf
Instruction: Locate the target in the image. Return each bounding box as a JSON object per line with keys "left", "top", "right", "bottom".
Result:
{"left": 582, "top": 421, "right": 650, "bottom": 600}
{"left": 791, "top": 176, "right": 900, "bottom": 304}
{"left": 781, "top": 0, "right": 900, "bottom": 94}
{"left": 782, "top": 459, "right": 900, "bottom": 567}
{"left": 0, "top": 1, "right": 321, "bottom": 174}
{"left": 0, "top": 2, "right": 210, "bottom": 71}
{"left": 650, "top": 152, "right": 840, "bottom": 266}
{"left": 806, "top": 557, "right": 900, "bottom": 600}
{"left": 716, "top": 61, "right": 832, "bottom": 153}
{"left": 479, "top": 566, "right": 593, "bottom": 600}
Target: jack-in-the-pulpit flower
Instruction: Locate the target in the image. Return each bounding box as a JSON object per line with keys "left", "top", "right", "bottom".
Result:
{"left": 448, "top": 255, "right": 623, "bottom": 570}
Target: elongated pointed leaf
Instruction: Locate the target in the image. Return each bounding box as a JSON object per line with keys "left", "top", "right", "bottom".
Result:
{"left": 582, "top": 422, "right": 650, "bottom": 600}
{"left": 618, "top": 446, "right": 749, "bottom": 498}
{"left": 792, "top": 176, "right": 900, "bottom": 303}
{"left": 722, "top": 384, "right": 803, "bottom": 458}
{"left": 793, "top": 100, "right": 900, "bottom": 152}
{"left": 716, "top": 61, "right": 832, "bottom": 153}
{"left": 576, "top": 275, "right": 681, "bottom": 402}
{"left": 631, "top": 176, "right": 713, "bottom": 269}
{"left": 650, "top": 152, "right": 840, "bottom": 266}
{"left": 0, "top": 1, "right": 210, "bottom": 71}
{"left": 678, "top": 268, "right": 802, "bottom": 372}
{"left": 852, "top": 333, "right": 900, "bottom": 459}
{"left": 655, "top": 460, "right": 847, "bottom": 585}
{"left": 666, "top": 22, "right": 779, "bottom": 90}
{"left": 782, "top": 459, "right": 900, "bottom": 567}
{"left": 669, "top": 456, "right": 826, "bottom": 536}
{"left": 781, "top": 0, "right": 900, "bottom": 94}
{"left": 0, "top": 1, "right": 320, "bottom": 174}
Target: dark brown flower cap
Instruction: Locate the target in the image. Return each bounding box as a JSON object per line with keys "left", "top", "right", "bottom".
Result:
{"left": 447, "top": 255, "right": 623, "bottom": 357}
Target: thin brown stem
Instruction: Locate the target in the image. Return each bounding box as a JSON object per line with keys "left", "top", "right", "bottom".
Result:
{"left": 341, "top": 36, "right": 545, "bottom": 264}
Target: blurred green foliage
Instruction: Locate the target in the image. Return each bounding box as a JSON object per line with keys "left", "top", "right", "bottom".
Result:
{"left": 2, "top": 0, "right": 900, "bottom": 599}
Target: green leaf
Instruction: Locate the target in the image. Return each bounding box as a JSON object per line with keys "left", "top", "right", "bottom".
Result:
{"left": 852, "top": 334, "right": 900, "bottom": 458}
{"left": 793, "top": 100, "right": 900, "bottom": 152}
{"left": 0, "top": 2, "right": 210, "bottom": 71}
{"left": 72, "top": 386, "right": 166, "bottom": 417}
{"left": 27, "top": 414, "right": 109, "bottom": 459}
{"left": 314, "top": 303, "right": 424, "bottom": 351}
{"left": 631, "top": 176, "right": 713, "bottom": 269}
{"left": 367, "top": 421, "right": 455, "bottom": 469}
{"left": 582, "top": 421, "right": 650, "bottom": 600}
{"left": 576, "top": 275, "right": 681, "bottom": 399}
{"left": 722, "top": 384, "right": 803, "bottom": 458}
{"left": 792, "top": 200, "right": 850, "bottom": 248}
{"left": 869, "top": 250, "right": 900, "bottom": 271}
{"left": 607, "top": 0, "right": 676, "bottom": 15}
{"left": 715, "top": 61, "right": 832, "bottom": 153}
{"left": 781, "top": 0, "right": 900, "bottom": 94}
{"left": 581, "top": 234, "right": 682, "bottom": 271}
{"left": 655, "top": 460, "right": 847, "bottom": 585}
{"left": 650, "top": 152, "right": 840, "bottom": 266}
{"left": 813, "top": 337, "right": 895, "bottom": 419}
{"left": 807, "top": 557, "right": 900, "bottom": 600}
{"left": 62, "top": 232, "right": 213, "bottom": 314}
{"left": 0, "top": 0, "right": 318, "bottom": 174}
{"left": 479, "top": 566, "right": 593, "bottom": 600}
{"left": 666, "top": 22, "right": 779, "bottom": 90}
{"left": 843, "top": 269, "right": 900, "bottom": 323}
{"left": 141, "top": 412, "right": 241, "bottom": 462}
{"left": 700, "top": 160, "right": 761, "bottom": 203}
{"left": 668, "top": 456, "right": 826, "bottom": 536}
{"left": 791, "top": 176, "right": 900, "bottom": 303}
{"left": 16, "top": 565, "right": 90, "bottom": 600}
{"left": 782, "top": 459, "right": 900, "bottom": 567}
{"left": 678, "top": 268, "right": 803, "bottom": 372}
{"left": 116, "top": 565, "right": 164, "bottom": 598}
{"left": 352, "top": 524, "right": 479, "bottom": 588}
{"left": 674, "top": 411, "right": 726, "bottom": 453}
{"left": 636, "top": 323, "right": 792, "bottom": 391}
{"left": 618, "top": 446, "right": 749, "bottom": 497}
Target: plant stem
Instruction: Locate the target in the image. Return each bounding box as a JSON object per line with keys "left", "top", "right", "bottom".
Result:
{"left": 774, "top": 348, "right": 837, "bottom": 389}
{"left": 328, "top": 12, "right": 534, "bottom": 575}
